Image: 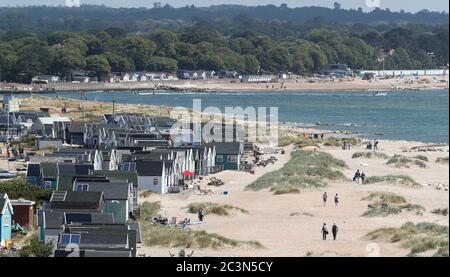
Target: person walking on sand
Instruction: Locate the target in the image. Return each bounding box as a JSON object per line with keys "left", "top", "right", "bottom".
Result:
{"left": 353, "top": 170, "right": 361, "bottom": 184}
{"left": 322, "top": 223, "right": 329, "bottom": 240}
{"left": 374, "top": 140, "right": 379, "bottom": 151}
{"left": 332, "top": 223, "right": 339, "bottom": 240}
{"left": 361, "top": 172, "right": 367, "bottom": 184}
{"left": 334, "top": 193, "right": 339, "bottom": 206}
{"left": 323, "top": 192, "right": 328, "bottom": 206}
{"left": 198, "top": 208, "right": 205, "bottom": 222}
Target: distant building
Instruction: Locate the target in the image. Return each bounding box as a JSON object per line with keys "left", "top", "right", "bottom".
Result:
{"left": 321, "top": 64, "right": 353, "bottom": 76}
{"left": 241, "top": 75, "right": 274, "bottom": 83}
{"left": 0, "top": 194, "right": 13, "bottom": 245}
{"left": 10, "top": 198, "right": 35, "bottom": 227}
{"left": 32, "top": 75, "right": 60, "bottom": 84}
{"left": 176, "top": 70, "right": 216, "bottom": 80}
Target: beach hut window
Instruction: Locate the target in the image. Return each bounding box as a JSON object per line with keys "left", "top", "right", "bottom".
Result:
{"left": 227, "top": 155, "right": 238, "bottom": 162}
{"left": 153, "top": 178, "right": 159, "bottom": 186}
{"left": 216, "top": 155, "right": 223, "bottom": 162}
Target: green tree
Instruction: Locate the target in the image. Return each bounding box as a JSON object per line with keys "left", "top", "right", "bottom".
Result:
{"left": 86, "top": 55, "right": 112, "bottom": 78}
{"left": 121, "top": 36, "right": 157, "bottom": 70}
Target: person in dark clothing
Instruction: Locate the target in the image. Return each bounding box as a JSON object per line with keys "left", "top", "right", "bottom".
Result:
{"left": 322, "top": 223, "right": 329, "bottom": 240}
{"left": 353, "top": 170, "right": 361, "bottom": 183}
{"left": 198, "top": 208, "right": 205, "bottom": 222}
{"left": 374, "top": 140, "right": 379, "bottom": 151}
{"left": 361, "top": 172, "right": 367, "bottom": 184}
{"left": 334, "top": 194, "right": 339, "bottom": 206}
{"left": 332, "top": 223, "right": 339, "bottom": 240}
{"left": 323, "top": 192, "right": 328, "bottom": 207}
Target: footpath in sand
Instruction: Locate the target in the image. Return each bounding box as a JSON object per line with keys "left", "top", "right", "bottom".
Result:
{"left": 140, "top": 140, "right": 449, "bottom": 257}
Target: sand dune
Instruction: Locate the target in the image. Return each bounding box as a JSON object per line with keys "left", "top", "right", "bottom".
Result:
{"left": 140, "top": 140, "right": 449, "bottom": 257}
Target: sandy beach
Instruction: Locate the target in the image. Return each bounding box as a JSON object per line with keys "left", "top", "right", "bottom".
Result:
{"left": 138, "top": 139, "right": 449, "bottom": 257}
{"left": 2, "top": 75, "right": 449, "bottom": 93}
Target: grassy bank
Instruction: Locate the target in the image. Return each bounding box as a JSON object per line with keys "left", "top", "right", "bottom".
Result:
{"left": 278, "top": 130, "right": 360, "bottom": 148}
{"left": 352, "top": 152, "right": 390, "bottom": 159}
{"left": 363, "top": 175, "right": 421, "bottom": 188}
{"left": 366, "top": 222, "right": 449, "bottom": 257}
{"left": 436, "top": 157, "right": 449, "bottom": 164}
{"left": 386, "top": 155, "right": 427, "bottom": 168}
{"left": 362, "top": 192, "right": 425, "bottom": 217}
{"left": 186, "top": 202, "right": 248, "bottom": 216}
{"left": 431, "top": 208, "right": 449, "bottom": 216}
{"left": 247, "top": 150, "right": 347, "bottom": 194}
{"left": 139, "top": 201, "right": 260, "bottom": 249}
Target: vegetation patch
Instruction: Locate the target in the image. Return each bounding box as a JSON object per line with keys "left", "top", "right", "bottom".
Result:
{"left": 0, "top": 177, "right": 52, "bottom": 205}
{"left": 352, "top": 152, "right": 389, "bottom": 159}
{"left": 186, "top": 202, "right": 248, "bottom": 216}
{"left": 278, "top": 131, "right": 360, "bottom": 148}
{"left": 139, "top": 190, "right": 156, "bottom": 198}
{"left": 436, "top": 157, "right": 449, "bottom": 164}
{"left": 362, "top": 192, "right": 425, "bottom": 217}
{"left": 140, "top": 202, "right": 260, "bottom": 249}
{"left": 140, "top": 201, "right": 162, "bottom": 220}
{"left": 270, "top": 186, "right": 300, "bottom": 195}
{"left": 141, "top": 224, "right": 262, "bottom": 249}
{"left": 366, "top": 222, "right": 449, "bottom": 257}
{"left": 247, "top": 151, "right": 347, "bottom": 194}
{"left": 363, "top": 175, "right": 421, "bottom": 188}
{"left": 386, "top": 155, "right": 427, "bottom": 168}
{"left": 414, "top": 155, "right": 429, "bottom": 162}
{"left": 431, "top": 208, "right": 449, "bottom": 216}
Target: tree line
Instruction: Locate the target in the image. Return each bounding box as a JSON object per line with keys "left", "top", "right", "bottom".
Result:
{"left": 0, "top": 7, "right": 448, "bottom": 83}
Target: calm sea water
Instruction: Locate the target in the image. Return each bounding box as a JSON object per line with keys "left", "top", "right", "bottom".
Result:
{"left": 30, "top": 89, "right": 449, "bottom": 143}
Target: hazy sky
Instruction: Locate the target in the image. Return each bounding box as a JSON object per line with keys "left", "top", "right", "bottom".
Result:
{"left": 0, "top": 0, "right": 448, "bottom": 12}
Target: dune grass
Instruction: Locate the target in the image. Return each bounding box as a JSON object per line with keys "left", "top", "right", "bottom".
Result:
{"left": 436, "top": 157, "right": 449, "bottom": 164}
{"left": 352, "top": 152, "right": 390, "bottom": 159}
{"left": 414, "top": 155, "right": 429, "bottom": 162}
{"left": 271, "top": 186, "right": 300, "bottom": 195}
{"left": 290, "top": 212, "right": 314, "bottom": 217}
{"left": 141, "top": 224, "right": 262, "bottom": 249}
{"left": 366, "top": 222, "right": 449, "bottom": 257}
{"left": 362, "top": 192, "right": 425, "bottom": 217}
{"left": 139, "top": 190, "right": 156, "bottom": 198}
{"left": 363, "top": 175, "right": 421, "bottom": 188}
{"left": 186, "top": 202, "right": 248, "bottom": 216}
{"left": 431, "top": 208, "right": 449, "bottom": 216}
{"left": 140, "top": 201, "right": 163, "bottom": 220}
{"left": 139, "top": 201, "right": 260, "bottom": 249}
{"left": 246, "top": 150, "right": 347, "bottom": 194}
{"left": 386, "top": 155, "right": 427, "bottom": 168}
{"left": 278, "top": 130, "right": 361, "bottom": 148}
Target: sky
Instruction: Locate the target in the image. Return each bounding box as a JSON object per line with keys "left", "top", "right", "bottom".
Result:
{"left": 0, "top": 0, "right": 448, "bottom": 12}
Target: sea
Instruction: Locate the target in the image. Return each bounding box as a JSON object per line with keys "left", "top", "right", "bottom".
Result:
{"left": 25, "top": 89, "right": 449, "bottom": 144}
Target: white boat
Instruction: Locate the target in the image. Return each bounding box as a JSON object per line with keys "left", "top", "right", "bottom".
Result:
{"left": 373, "top": 91, "right": 388, "bottom": 96}
{"left": 133, "top": 91, "right": 155, "bottom": 95}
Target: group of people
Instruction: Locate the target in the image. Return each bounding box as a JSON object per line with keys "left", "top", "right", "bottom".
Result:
{"left": 341, "top": 140, "right": 352, "bottom": 150}
{"left": 367, "top": 140, "right": 379, "bottom": 150}
{"left": 322, "top": 192, "right": 339, "bottom": 207}
{"left": 352, "top": 170, "right": 367, "bottom": 184}
{"left": 321, "top": 223, "right": 339, "bottom": 241}
{"left": 321, "top": 193, "right": 340, "bottom": 240}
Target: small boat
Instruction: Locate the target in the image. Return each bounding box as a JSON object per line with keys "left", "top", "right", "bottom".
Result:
{"left": 133, "top": 91, "right": 154, "bottom": 95}
{"left": 373, "top": 91, "right": 388, "bottom": 96}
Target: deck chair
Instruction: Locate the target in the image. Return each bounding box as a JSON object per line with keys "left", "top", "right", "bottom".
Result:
{"left": 169, "top": 217, "right": 177, "bottom": 226}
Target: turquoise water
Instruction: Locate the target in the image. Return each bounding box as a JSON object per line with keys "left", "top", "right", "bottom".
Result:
{"left": 31, "top": 89, "right": 449, "bottom": 143}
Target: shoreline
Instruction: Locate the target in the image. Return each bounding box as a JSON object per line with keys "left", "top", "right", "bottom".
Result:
{"left": 2, "top": 75, "right": 449, "bottom": 94}
{"left": 15, "top": 95, "right": 450, "bottom": 147}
